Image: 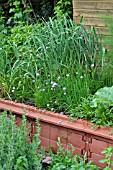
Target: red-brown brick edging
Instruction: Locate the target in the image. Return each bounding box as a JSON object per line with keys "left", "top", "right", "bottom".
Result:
{"left": 0, "top": 98, "right": 113, "bottom": 168}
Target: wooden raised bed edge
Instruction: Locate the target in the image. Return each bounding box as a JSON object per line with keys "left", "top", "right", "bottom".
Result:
{"left": 0, "top": 98, "right": 113, "bottom": 168}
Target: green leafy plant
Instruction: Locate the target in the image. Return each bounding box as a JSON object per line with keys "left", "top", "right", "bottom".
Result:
{"left": 0, "top": 111, "right": 42, "bottom": 169}
{"left": 92, "top": 86, "right": 113, "bottom": 108}
{"left": 49, "top": 137, "right": 99, "bottom": 170}
{"left": 54, "top": 0, "right": 72, "bottom": 18}
{"left": 70, "top": 86, "right": 113, "bottom": 127}
{"left": 100, "top": 147, "right": 113, "bottom": 170}
{"left": 7, "top": 0, "right": 32, "bottom": 25}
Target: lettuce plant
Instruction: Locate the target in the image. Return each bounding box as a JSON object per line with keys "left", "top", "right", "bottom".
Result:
{"left": 92, "top": 86, "right": 113, "bottom": 108}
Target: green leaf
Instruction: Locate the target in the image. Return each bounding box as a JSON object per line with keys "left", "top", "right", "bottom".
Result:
{"left": 99, "top": 159, "right": 107, "bottom": 163}
{"left": 91, "top": 86, "right": 113, "bottom": 108}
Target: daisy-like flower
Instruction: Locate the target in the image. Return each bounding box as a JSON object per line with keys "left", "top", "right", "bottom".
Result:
{"left": 47, "top": 104, "right": 50, "bottom": 107}
{"left": 64, "top": 92, "right": 66, "bottom": 95}
{"left": 51, "top": 108, "right": 54, "bottom": 111}
{"left": 75, "top": 72, "right": 78, "bottom": 75}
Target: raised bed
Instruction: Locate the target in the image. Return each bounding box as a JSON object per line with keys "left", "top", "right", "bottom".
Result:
{"left": 0, "top": 98, "right": 113, "bottom": 168}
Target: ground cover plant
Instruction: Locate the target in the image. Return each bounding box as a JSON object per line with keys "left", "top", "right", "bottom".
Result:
{"left": 0, "top": 12, "right": 113, "bottom": 127}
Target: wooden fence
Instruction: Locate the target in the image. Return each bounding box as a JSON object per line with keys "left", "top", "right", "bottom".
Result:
{"left": 72, "top": 0, "right": 113, "bottom": 35}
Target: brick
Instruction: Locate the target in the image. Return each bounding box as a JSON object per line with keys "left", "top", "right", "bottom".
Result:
{"left": 67, "top": 130, "right": 85, "bottom": 149}
{"left": 49, "top": 140, "right": 67, "bottom": 153}
{"left": 39, "top": 136, "right": 50, "bottom": 151}
{"left": 40, "top": 122, "right": 50, "bottom": 139}
{"left": 15, "top": 115, "right": 22, "bottom": 127}
{"left": 50, "top": 125, "right": 67, "bottom": 144}
{"left": 89, "top": 138, "right": 109, "bottom": 154}
{"left": 88, "top": 153, "right": 107, "bottom": 168}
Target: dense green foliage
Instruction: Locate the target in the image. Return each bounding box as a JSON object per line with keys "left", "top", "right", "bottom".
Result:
{"left": 1, "top": 13, "right": 113, "bottom": 127}
{"left": 0, "top": 111, "right": 42, "bottom": 169}
{"left": 0, "top": 16, "right": 106, "bottom": 113}
{"left": 1, "top": 0, "right": 72, "bottom": 23}
{"left": 0, "top": 1, "right": 113, "bottom": 127}
{"left": 70, "top": 86, "right": 113, "bottom": 127}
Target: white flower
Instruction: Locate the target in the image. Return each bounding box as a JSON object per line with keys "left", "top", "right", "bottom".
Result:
{"left": 51, "top": 88, "right": 53, "bottom": 90}
{"left": 42, "top": 89, "right": 45, "bottom": 92}
{"left": 48, "top": 74, "right": 50, "bottom": 77}
{"left": 54, "top": 101, "right": 57, "bottom": 104}
{"left": 63, "top": 87, "right": 66, "bottom": 90}
{"left": 75, "top": 72, "right": 78, "bottom": 75}
{"left": 51, "top": 81, "right": 54, "bottom": 84}
{"left": 57, "top": 76, "right": 60, "bottom": 80}
{"left": 52, "top": 82, "right": 58, "bottom": 87}
{"left": 60, "top": 112, "right": 64, "bottom": 115}
{"left": 51, "top": 108, "right": 54, "bottom": 111}
{"left": 66, "top": 74, "right": 70, "bottom": 77}
{"left": 64, "top": 92, "right": 66, "bottom": 95}
{"left": 12, "top": 89, "right": 14, "bottom": 93}
{"left": 91, "top": 64, "right": 94, "bottom": 67}
{"left": 12, "top": 87, "right": 15, "bottom": 90}
{"left": 45, "top": 82, "right": 48, "bottom": 85}
{"left": 47, "top": 104, "right": 50, "bottom": 107}
{"left": 0, "top": 48, "right": 2, "bottom": 50}
{"left": 80, "top": 76, "right": 84, "bottom": 79}
{"left": 36, "top": 73, "right": 40, "bottom": 77}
